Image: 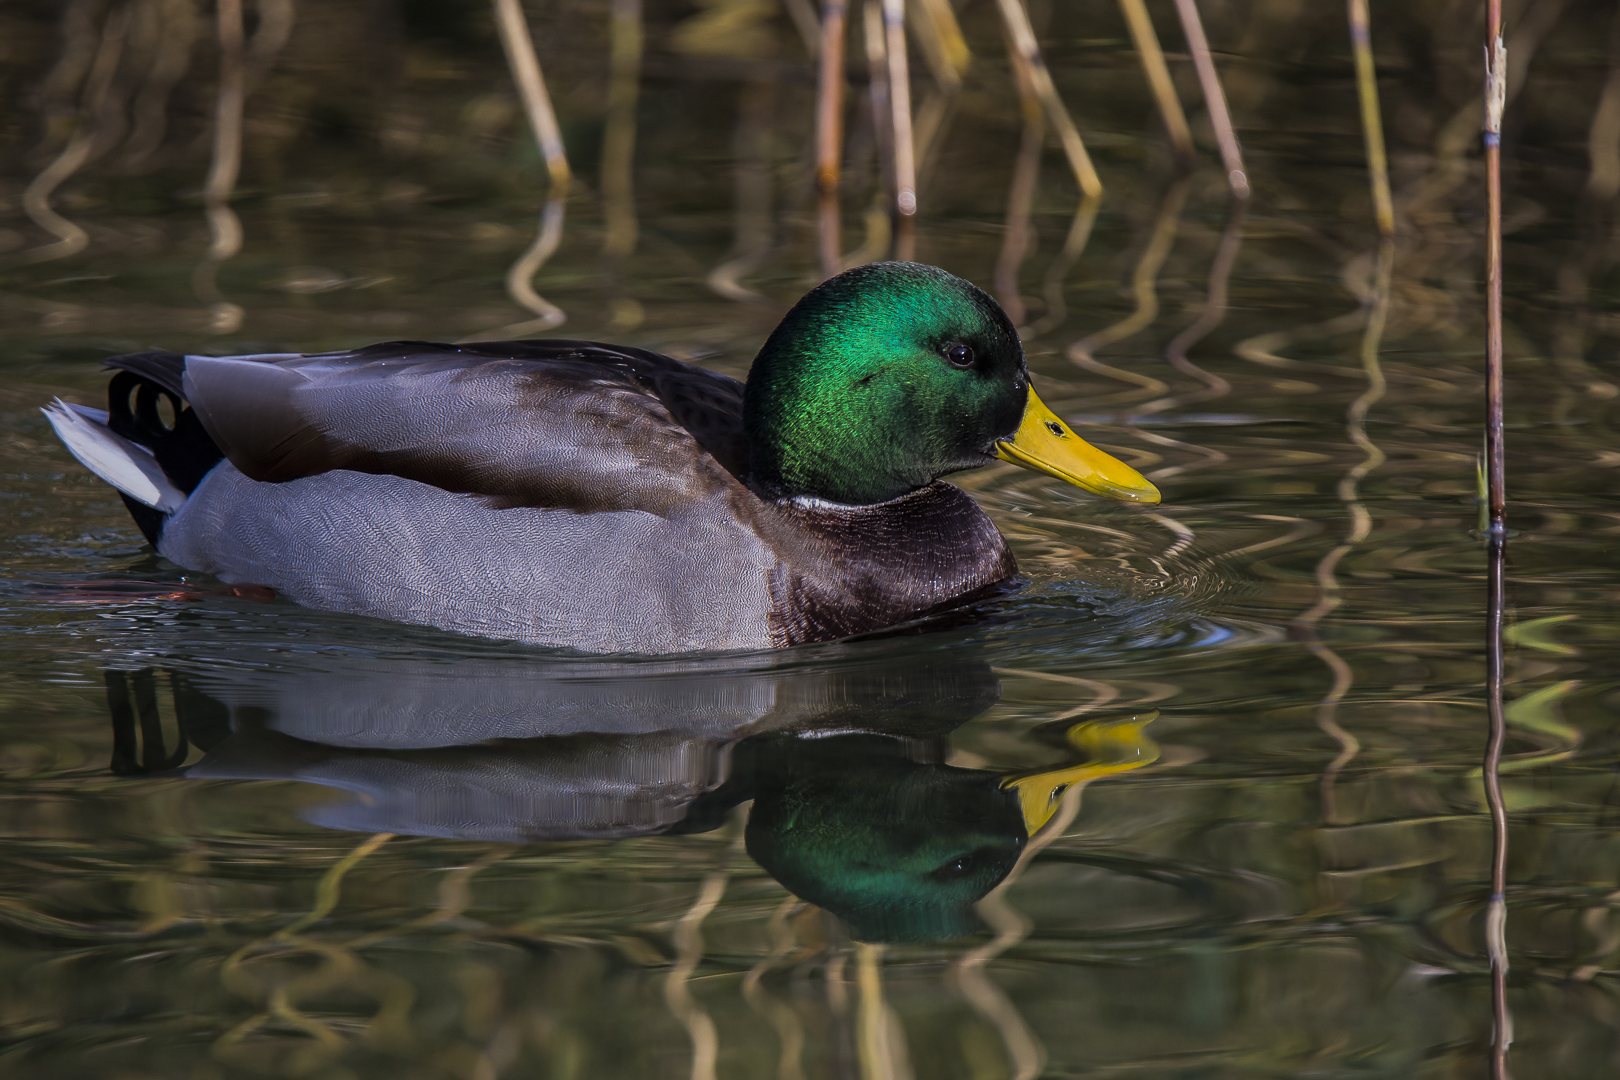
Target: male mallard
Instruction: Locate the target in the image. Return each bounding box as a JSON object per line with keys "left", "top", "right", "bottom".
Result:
{"left": 46, "top": 261, "right": 1158, "bottom": 653}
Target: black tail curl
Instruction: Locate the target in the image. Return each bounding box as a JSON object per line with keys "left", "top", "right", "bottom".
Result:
{"left": 103, "top": 352, "right": 225, "bottom": 544}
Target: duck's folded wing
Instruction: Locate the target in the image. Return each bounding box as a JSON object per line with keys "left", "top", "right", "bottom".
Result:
{"left": 180, "top": 340, "right": 749, "bottom": 515}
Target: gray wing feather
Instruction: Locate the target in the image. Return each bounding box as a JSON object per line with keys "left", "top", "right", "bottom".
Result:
{"left": 181, "top": 342, "right": 748, "bottom": 515}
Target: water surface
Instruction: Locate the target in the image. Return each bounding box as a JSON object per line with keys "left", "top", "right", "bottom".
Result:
{"left": 3, "top": 2, "right": 1620, "bottom": 1076}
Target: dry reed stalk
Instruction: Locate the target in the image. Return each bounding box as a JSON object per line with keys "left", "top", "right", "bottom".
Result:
{"left": 881, "top": 0, "right": 916, "bottom": 258}
{"left": 479, "top": 0, "right": 571, "bottom": 337}
{"left": 1171, "top": 0, "right": 1247, "bottom": 198}
{"left": 857, "top": 0, "right": 897, "bottom": 265}
{"left": 1116, "top": 0, "right": 1194, "bottom": 169}
{"left": 1483, "top": 3, "right": 1511, "bottom": 1076}
{"left": 913, "top": 0, "right": 970, "bottom": 79}
{"left": 602, "top": 0, "right": 642, "bottom": 262}
{"left": 1347, "top": 0, "right": 1393, "bottom": 236}
{"left": 1482, "top": 2, "right": 1510, "bottom": 1076}
{"left": 492, "top": 0, "right": 571, "bottom": 190}
{"left": 909, "top": 0, "right": 969, "bottom": 187}
{"left": 829, "top": 0, "right": 895, "bottom": 268}
{"left": 1590, "top": 26, "right": 1620, "bottom": 201}
{"left": 194, "top": 0, "right": 245, "bottom": 333}
{"left": 201, "top": 0, "right": 244, "bottom": 262}
{"left": 995, "top": 0, "right": 1101, "bottom": 199}
{"left": 816, "top": 0, "right": 849, "bottom": 277}
{"left": 863, "top": 0, "right": 892, "bottom": 175}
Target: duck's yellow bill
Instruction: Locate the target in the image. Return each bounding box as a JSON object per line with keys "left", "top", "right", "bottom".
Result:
{"left": 993, "top": 389, "right": 1160, "bottom": 504}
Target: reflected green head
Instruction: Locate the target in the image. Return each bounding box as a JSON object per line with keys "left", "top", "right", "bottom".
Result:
{"left": 745, "top": 738, "right": 1026, "bottom": 943}
{"left": 743, "top": 262, "right": 1028, "bottom": 505}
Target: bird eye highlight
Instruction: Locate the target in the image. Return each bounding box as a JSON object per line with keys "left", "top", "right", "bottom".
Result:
{"left": 945, "top": 343, "right": 975, "bottom": 369}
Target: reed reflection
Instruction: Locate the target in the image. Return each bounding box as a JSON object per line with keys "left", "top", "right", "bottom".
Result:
{"left": 104, "top": 646, "right": 1152, "bottom": 944}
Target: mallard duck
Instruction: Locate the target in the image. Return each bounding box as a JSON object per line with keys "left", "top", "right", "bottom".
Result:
{"left": 46, "top": 261, "right": 1158, "bottom": 653}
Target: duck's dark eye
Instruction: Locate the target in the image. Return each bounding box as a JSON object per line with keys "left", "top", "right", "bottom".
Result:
{"left": 944, "top": 343, "right": 975, "bottom": 369}
{"left": 932, "top": 851, "right": 980, "bottom": 879}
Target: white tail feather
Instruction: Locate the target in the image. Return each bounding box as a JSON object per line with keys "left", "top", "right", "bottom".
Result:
{"left": 43, "top": 399, "right": 186, "bottom": 513}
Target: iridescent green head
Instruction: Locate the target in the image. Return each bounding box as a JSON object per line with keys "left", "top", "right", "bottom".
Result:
{"left": 743, "top": 262, "right": 1160, "bottom": 506}
{"left": 744, "top": 262, "right": 1025, "bottom": 505}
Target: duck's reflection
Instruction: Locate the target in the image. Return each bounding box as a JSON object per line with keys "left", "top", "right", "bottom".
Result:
{"left": 105, "top": 648, "right": 1144, "bottom": 943}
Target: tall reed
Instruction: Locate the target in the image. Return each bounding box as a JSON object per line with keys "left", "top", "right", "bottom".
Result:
{"left": 1172, "top": 0, "right": 1247, "bottom": 197}
{"left": 1116, "top": 0, "right": 1193, "bottom": 168}
{"left": 194, "top": 0, "right": 244, "bottom": 334}
{"left": 816, "top": 0, "right": 849, "bottom": 277}
{"left": 1482, "top": 1, "right": 1511, "bottom": 1075}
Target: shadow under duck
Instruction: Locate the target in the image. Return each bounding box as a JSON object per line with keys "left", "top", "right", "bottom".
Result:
{"left": 47, "top": 261, "right": 1158, "bottom": 653}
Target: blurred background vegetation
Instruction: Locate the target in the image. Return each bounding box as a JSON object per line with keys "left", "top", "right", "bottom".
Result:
{"left": 0, "top": 0, "right": 1615, "bottom": 361}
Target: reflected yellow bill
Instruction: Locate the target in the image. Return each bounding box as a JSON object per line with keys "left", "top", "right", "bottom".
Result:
{"left": 1004, "top": 712, "right": 1161, "bottom": 835}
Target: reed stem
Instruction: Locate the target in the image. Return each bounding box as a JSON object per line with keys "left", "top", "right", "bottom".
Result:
{"left": 194, "top": 0, "right": 244, "bottom": 332}
{"left": 913, "top": 0, "right": 970, "bottom": 84}
{"left": 1482, "top": 4, "right": 1510, "bottom": 1078}
{"left": 881, "top": 0, "right": 916, "bottom": 258}
{"left": 601, "top": 0, "right": 642, "bottom": 261}
{"left": 996, "top": 0, "right": 1102, "bottom": 199}
{"left": 1172, "top": 0, "right": 1247, "bottom": 197}
{"left": 1347, "top": 0, "right": 1394, "bottom": 236}
{"left": 816, "top": 0, "right": 849, "bottom": 277}
{"left": 492, "top": 0, "right": 571, "bottom": 190}
{"left": 1117, "top": 0, "right": 1194, "bottom": 169}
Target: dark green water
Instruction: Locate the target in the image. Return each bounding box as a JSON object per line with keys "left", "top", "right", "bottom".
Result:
{"left": 4, "top": 1, "right": 1620, "bottom": 1077}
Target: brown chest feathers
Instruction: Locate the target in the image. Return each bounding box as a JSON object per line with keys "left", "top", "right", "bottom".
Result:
{"left": 759, "top": 482, "right": 1018, "bottom": 648}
